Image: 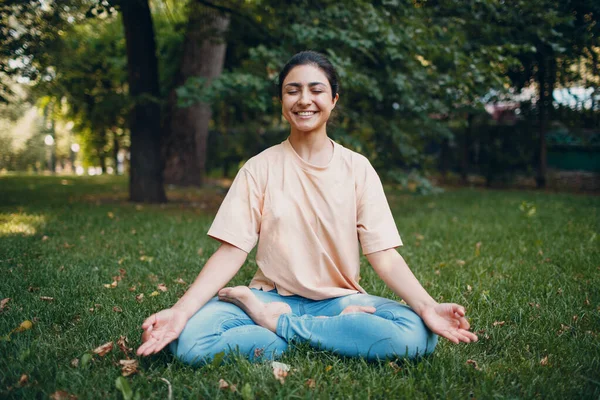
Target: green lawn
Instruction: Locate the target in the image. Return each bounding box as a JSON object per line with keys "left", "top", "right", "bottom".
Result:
{"left": 1, "top": 175, "right": 599, "bottom": 399}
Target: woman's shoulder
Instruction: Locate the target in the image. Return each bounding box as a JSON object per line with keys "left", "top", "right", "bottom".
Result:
{"left": 334, "top": 141, "right": 373, "bottom": 171}
{"left": 241, "top": 141, "right": 287, "bottom": 176}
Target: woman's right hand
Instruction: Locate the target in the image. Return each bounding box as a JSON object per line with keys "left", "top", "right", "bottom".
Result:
{"left": 136, "top": 308, "right": 188, "bottom": 356}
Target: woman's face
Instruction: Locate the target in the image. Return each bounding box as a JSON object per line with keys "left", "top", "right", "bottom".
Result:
{"left": 281, "top": 64, "right": 339, "bottom": 134}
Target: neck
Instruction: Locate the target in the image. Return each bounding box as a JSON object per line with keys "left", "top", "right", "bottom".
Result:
{"left": 288, "top": 128, "right": 333, "bottom": 166}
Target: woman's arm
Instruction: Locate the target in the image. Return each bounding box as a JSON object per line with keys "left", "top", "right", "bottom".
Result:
{"left": 136, "top": 242, "right": 247, "bottom": 356}
{"left": 366, "top": 248, "right": 478, "bottom": 344}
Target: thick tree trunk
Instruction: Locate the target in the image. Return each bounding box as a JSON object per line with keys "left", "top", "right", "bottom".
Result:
{"left": 163, "top": 4, "right": 230, "bottom": 187}
{"left": 536, "top": 53, "right": 555, "bottom": 189}
{"left": 121, "top": 0, "right": 166, "bottom": 202}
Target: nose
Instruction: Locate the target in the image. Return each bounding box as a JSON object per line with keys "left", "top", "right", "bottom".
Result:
{"left": 298, "top": 88, "right": 312, "bottom": 106}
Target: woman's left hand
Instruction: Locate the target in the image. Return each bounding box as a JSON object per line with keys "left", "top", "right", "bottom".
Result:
{"left": 419, "top": 303, "right": 478, "bottom": 344}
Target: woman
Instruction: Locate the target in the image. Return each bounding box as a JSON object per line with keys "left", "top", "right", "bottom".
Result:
{"left": 136, "top": 51, "right": 477, "bottom": 364}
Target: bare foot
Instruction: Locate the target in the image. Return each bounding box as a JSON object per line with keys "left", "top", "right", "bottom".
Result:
{"left": 218, "top": 286, "right": 291, "bottom": 332}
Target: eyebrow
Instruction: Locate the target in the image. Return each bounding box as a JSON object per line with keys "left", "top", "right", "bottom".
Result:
{"left": 284, "top": 82, "right": 327, "bottom": 89}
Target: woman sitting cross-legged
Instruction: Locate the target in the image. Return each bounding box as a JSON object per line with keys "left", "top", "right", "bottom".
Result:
{"left": 136, "top": 51, "right": 477, "bottom": 365}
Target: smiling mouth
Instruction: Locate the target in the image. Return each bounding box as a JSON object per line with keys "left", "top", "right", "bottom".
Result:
{"left": 294, "top": 111, "right": 318, "bottom": 117}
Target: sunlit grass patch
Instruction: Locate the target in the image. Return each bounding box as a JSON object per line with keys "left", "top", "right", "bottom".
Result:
{"left": 0, "top": 212, "right": 47, "bottom": 236}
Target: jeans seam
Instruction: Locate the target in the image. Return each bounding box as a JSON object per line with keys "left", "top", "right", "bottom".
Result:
{"left": 217, "top": 317, "right": 254, "bottom": 334}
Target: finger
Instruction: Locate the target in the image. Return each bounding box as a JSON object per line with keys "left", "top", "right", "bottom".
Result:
{"left": 140, "top": 337, "right": 162, "bottom": 356}
{"left": 137, "top": 339, "right": 157, "bottom": 356}
{"left": 456, "top": 316, "right": 471, "bottom": 330}
{"left": 452, "top": 304, "right": 466, "bottom": 317}
{"left": 142, "top": 314, "right": 157, "bottom": 329}
{"left": 440, "top": 330, "right": 460, "bottom": 344}
{"left": 458, "top": 329, "right": 479, "bottom": 342}
{"left": 451, "top": 330, "right": 472, "bottom": 343}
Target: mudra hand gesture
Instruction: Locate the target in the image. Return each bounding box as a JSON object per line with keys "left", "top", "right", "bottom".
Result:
{"left": 136, "top": 308, "right": 188, "bottom": 356}
{"left": 420, "top": 303, "right": 478, "bottom": 344}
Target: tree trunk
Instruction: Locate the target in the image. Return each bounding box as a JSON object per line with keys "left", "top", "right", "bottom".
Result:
{"left": 460, "top": 113, "right": 473, "bottom": 184}
{"left": 121, "top": 0, "right": 166, "bottom": 202}
{"left": 112, "top": 129, "right": 120, "bottom": 175}
{"left": 163, "top": 4, "right": 230, "bottom": 187}
{"left": 536, "top": 53, "right": 555, "bottom": 189}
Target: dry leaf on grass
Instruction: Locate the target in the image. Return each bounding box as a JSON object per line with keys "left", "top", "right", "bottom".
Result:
{"left": 92, "top": 341, "right": 113, "bottom": 356}
{"left": 119, "top": 359, "right": 138, "bottom": 376}
{"left": 325, "top": 365, "right": 333, "bottom": 372}
{"left": 466, "top": 359, "right": 480, "bottom": 370}
{"left": 42, "top": 235, "right": 49, "bottom": 241}
{"left": 40, "top": 296, "right": 54, "bottom": 302}
{"left": 540, "top": 356, "right": 549, "bottom": 366}
{"left": 456, "top": 260, "right": 466, "bottom": 266}
{"left": 18, "top": 374, "right": 28, "bottom": 386}
{"left": 174, "top": 278, "right": 186, "bottom": 285}
{"left": 50, "top": 391, "right": 77, "bottom": 400}
{"left": 14, "top": 320, "right": 33, "bottom": 333}
{"left": 272, "top": 361, "right": 290, "bottom": 384}
{"left": 493, "top": 321, "right": 505, "bottom": 327}
{"left": 157, "top": 284, "right": 168, "bottom": 292}
{"left": 149, "top": 291, "right": 160, "bottom": 297}
{"left": 305, "top": 379, "right": 316, "bottom": 388}
{"left": 113, "top": 306, "right": 123, "bottom": 313}
{"left": 1, "top": 298, "right": 10, "bottom": 311}
{"left": 104, "top": 280, "right": 118, "bottom": 289}
{"left": 388, "top": 361, "right": 402, "bottom": 373}
{"left": 135, "top": 294, "right": 144, "bottom": 303}
{"left": 218, "top": 379, "right": 236, "bottom": 392}
{"left": 117, "top": 336, "right": 132, "bottom": 355}
{"left": 71, "top": 358, "right": 79, "bottom": 368}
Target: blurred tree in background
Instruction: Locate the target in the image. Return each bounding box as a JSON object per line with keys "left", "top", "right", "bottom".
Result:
{"left": 0, "top": 0, "right": 598, "bottom": 200}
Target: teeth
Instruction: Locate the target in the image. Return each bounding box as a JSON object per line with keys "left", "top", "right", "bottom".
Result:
{"left": 297, "top": 111, "right": 316, "bottom": 116}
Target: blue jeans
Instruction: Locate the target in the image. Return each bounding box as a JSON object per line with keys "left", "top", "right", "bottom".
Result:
{"left": 170, "top": 289, "right": 438, "bottom": 365}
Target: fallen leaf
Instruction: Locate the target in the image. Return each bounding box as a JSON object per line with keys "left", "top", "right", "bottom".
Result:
{"left": 493, "top": 321, "right": 505, "bottom": 327}
{"left": 80, "top": 353, "right": 92, "bottom": 368}
{"left": 113, "top": 306, "right": 123, "bottom": 313}
{"left": 218, "top": 379, "right": 230, "bottom": 390}
{"left": 325, "top": 365, "right": 333, "bottom": 372}
{"left": 528, "top": 302, "right": 540, "bottom": 308}
{"left": 71, "top": 358, "right": 79, "bottom": 368}
{"left": 466, "top": 359, "right": 480, "bottom": 370}
{"left": 40, "top": 296, "right": 54, "bottom": 302}
{"left": 139, "top": 256, "right": 154, "bottom": 263}
{"left": 466, "top": 285, "right": 472, "bottom": 292}
{"left": 117, "top": 336, "right": 131, "bottom": 355}
{"left": 197, "top": 248, "right": 204, "bottom": 256}
{"left": 475, "top": 242, "right": 482, "bottom": 257}
{"left": 415, "top": 233, "right": 425, "bottom": 241}
{"left": 130, "top": 229, "right": 136, "bottom": 235}
{"left": 157, "top": 284, "right": 168, "bottom": 292}
{"left": 28, "top": 286, "right": 40, "bottom": 292}
{"left": 572, "top": 315, "right": 578, "bottom": 322}
{"left": 128, "top": 285, "right": 136, "bottom": 292}
{"left": 107, "top": 212, "right": 114, "bottom": 219}
{"left": 42, "top": 235, "right": 49, "bottom": 241}
{"left": 119, "top": 359, "right": 138, "bottom": 377}
{"left": 135, "top": 294, "right": 144, "bottom": 303}
{"left": 556, "top": 288, "right": 563, "bottom": 295}
{"left": 0, "top": 298, "right": 9, "bottom": 311}
{"left": 150, "top": 291, "right": 160, "bottom": 297}
{"left": 540, "top": 356, "right": 549, "bottom": 366}
{"left": 305, "top": 378, "right": 316, "bottom": 388}
{"left": 92, "top": 341, "right": 113, "bottom": 356}
{"left": 174, "top": 278, "right": 186, "bottom": 285}
{"left": 18, "top": 374, "right": 28, "bottom": 386}
{"left": 272, "top": 361, "right": 290, "bottom": 384}
{"left": 584, "top": 297, "right": 590, "bottom": 306}
{"left": 388, "top": 361, "right": 401, "bottom": 373}
{"left": 103, "top": 281, "right": 118, "bottom": 289}
{"left": 456, "top": 260, "right": 466, "bottom": 266}
{"left": 14, "top": 320, "right": 33, "bottom": 333}
{"left": 240, "top": 383, "right": 253, "bottom": 400}
{"left": 50, "top": 390, "right": 77, "bottom": 400}
{"left": 63, "top": 242, "right": 74, "bottom": 249}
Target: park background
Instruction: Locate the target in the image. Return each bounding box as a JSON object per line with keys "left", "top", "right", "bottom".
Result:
{"left": 0, "top": 0, "right": 599, "bottom": 399}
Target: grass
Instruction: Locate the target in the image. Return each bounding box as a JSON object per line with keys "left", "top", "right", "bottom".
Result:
{"left": 0, "top": 174, "right": 598, "bottom": 399}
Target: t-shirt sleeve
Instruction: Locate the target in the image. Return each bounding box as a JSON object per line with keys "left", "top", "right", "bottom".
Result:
{"left": 356, "top": 159, "right": 403, "bottom": 255}
{"left": 207, "top": 167, "right": 262, "bottom": 253}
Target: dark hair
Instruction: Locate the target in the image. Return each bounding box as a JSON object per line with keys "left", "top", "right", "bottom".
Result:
{"left": 278, "top": 51, "right": 339, "bottom": 100}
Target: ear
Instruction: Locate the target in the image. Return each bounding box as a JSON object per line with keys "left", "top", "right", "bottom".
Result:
{"left": 332, "top": 93, "right": 339, "bottom": 108}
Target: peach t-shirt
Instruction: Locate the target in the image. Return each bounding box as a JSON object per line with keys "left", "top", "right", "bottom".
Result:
{"left": 207, "top": 138, "right": 402, "bottom": 300}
